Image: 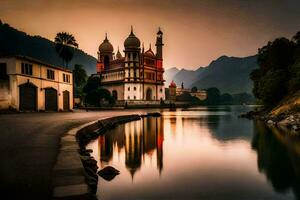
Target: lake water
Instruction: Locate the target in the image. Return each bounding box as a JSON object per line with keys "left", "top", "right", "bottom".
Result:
{"left": 87, "top": 106, "right": 300, "bottom": 200}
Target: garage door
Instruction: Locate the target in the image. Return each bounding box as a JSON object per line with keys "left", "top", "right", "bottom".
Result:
{"left": 19, "top": 83, "right": 37, "bottom": 111}
{"left": 45, "top": 88, "right": 57, "bottom": 111}
{"left": 63, "top": 90, "right": 70, "bottom": 111}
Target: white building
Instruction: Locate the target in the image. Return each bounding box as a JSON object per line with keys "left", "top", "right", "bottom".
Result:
{"left": 0, "top": 55, "right": 73, "bottom": 111}
{"left": 95, "top": 27, "right": 165, "bottom": 105}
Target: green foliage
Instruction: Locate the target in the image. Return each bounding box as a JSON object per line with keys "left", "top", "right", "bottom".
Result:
{"left": 73, "top": 64, "right": 87, "bottom": 88}
{"left": 204, "top": 87, "right": 221, "bottom": 105}
{"left": 83, "top": 76, "right": 101, "bottom": 94}
{"left": 55, "top": 32, "right": 78, "bottom": 68}
{"left": 83, "top": 76, "right": 114, "bottom": 106}
{"left": 191, "top": 86, "right": 198, "bottom": 92}
{"left": 251, "top": 33, "right": 300, "bottom": 107}
{"left": 175, "top": 92, "right": 201, "bottom": 104}
{"left": 293, "top": 31, "right": 300, "bottom": 45}
{"left": 84, "top": 88, "right": 114, "bottom": 107}
{"left": 232, "top": 93, "right": 255, "bottom": 105}
{"left": 288, "top": 62, "right": 300, "bottom": 93}
{"left": 220, "top": 93, "right": 233, "bottom": 105}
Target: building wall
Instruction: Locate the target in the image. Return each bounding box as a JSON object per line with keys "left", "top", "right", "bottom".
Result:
{"left": 124, "top": 83, "right": 143, "bottom": 100}
{"left": 102, "top": 84, "right": 125, "bottom": 100}
{"left": 143, "top": 83, "right": 157, "bottom": 100}
{"left": 0, "top": 57, "right": 73, "bottom": 111}
{"left": 157, "top": 85, "right": 165, "bottom": 101}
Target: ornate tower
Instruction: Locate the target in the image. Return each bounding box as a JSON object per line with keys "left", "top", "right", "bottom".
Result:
{"left": 155, "top": 27, "right": 165, "bottom": 101}
{"left": 97, "top": 34, "right": 114, "bottom": 73}
{"left": 123, "top": 26, "right": 141, "bottom": 100}
{"left": 155, "top": 27, "right": 164, "bottom": 67}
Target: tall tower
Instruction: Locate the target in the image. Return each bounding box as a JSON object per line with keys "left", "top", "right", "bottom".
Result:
{"left": 155, "top": 27, "right": 164, "bottom": 64}
{"left": 97, "top": 34, "right": 114, "bottom": 73}
{"left": 155, "top": 27, "right": 165, "bottom": 101}
{"left": 124, "top": 26, "right": 141, "bottom": 100}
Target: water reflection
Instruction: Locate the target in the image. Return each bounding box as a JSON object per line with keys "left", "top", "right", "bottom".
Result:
{"left": 87, "top": 106, "right": 300, "bottom": 200}
{"left": 97, "top": 117, "right": 164, "bottom": 178}
{"left": 252, "top": 121, "right": 300, "bottom": 199}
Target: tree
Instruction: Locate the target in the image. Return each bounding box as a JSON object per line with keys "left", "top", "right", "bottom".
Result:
{"left": 83, "top": 76, "right": 114, "bottom": 106}
{"left": 205, "top": 87, "right": 221, "bottom": 105}
{"left": 220, "top": 93, "right": 233, "bottom": 105}
{"left": 191, "top": 86, "right": 198, "bottom": 93}
{"left": 84, "top": 88, "right": 114, "bottom": 107}
{"left": 251, "top": 36, "right": 297, "bottom": 107}
{"left": 55, "top": 32, "right": 78, "bottom": 68}
{"left": 293, "top": 31, "right": 300, "bottom": 45}
{"left": 73, "top": 64, "right": 87, "bottom": 88}
{"left": 83, "top": 76, "right": 101, "bottom": 94}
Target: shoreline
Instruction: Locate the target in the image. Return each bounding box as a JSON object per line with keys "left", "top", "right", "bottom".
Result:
{"left": 240, "top": 109, "right": 300, "bottom": 133}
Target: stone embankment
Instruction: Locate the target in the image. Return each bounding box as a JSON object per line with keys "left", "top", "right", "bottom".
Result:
{"left": 52, "top": 112, "right": 161, "bottom": 200}
{"left": 240, "top": 110, "right": 300, "bottom": 133}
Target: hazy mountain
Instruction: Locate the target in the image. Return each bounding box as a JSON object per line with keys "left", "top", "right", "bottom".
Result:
{"left": 164, "top": 67, "right": 180, "bottom": 85}
{"left": 172, "top": 67, "right": 205, "bottom": 87}
{"left": 165, "top": 55, "right": 258, "bottom": 94}
{"left": 0, "top": 22, "right": 97, "bottom": 74}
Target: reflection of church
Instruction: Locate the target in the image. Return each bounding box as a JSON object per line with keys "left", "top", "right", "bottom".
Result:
{"left": 98, "top": 117, "right": 164, "bottom": 178}
{"left": 95, "top": 27, "right": 165, "bottom": 102}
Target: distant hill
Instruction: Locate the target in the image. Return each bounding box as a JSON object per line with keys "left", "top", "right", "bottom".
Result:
{"left": 0, "top": 21, "right": 97, "bottom": 74}
{"left": 164, "top": 67, "right": 180, "bottom": 85}
{"left": 165, "top": 55, "right": 258, "bottom": 94}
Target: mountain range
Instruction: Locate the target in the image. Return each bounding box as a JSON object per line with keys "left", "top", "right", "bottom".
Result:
{"left": 0, "top": 21, "right": 258, "bottom": 94}
{"left": 165, "top": 55, "right": 258, "bottom": 94}
{"left": 0, "top": 21, "right": 97, "bottom": 74}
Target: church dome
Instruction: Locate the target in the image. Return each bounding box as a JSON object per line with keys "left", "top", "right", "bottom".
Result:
{"left": 99, "top": 34, "right": 113, "bottom": 53}
{"left": 124, "top": 27, "right": 140, "bottom": 49}
{"left": 116, "top": 47, "right": 122, "bottom": 59}
{"left": 144, "top": 45, "right": 155, "bottom": 57}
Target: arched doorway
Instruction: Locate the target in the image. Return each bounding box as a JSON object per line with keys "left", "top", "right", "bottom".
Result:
{"left": 112, "top": 90, "right": 118, "bottom": 100}
{"left": 63, "top": 90, "right": 70, "bottom": 111}
{"left": 146, "top": 88, "right": 152, "bottom": 100}
{"left": 19, "top": 82, "right": 37, "bottom": 111}
{"left": 45, "top": 88, "right": 58, "bottom": 111}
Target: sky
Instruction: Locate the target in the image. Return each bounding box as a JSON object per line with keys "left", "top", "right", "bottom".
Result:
{"left": 0, "top": 0, "right": 300, "bottom": 69}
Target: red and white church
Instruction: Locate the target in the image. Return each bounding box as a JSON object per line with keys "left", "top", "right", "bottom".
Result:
{"left": 95, "top": 27, "right": 165, "bottom": 103}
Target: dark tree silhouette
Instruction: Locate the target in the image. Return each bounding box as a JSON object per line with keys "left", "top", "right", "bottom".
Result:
{"left": 293, "top": 31, "right": 300, "bottom": 45}
{"left": 55, "top": 32, "right": 78, "bottom": 68}
{"left": 251, "top": 36, "right": 297, "bottom": 107}
{"left": 191, "top": 86, "right": 198, "bottom": 92}
{"left": 73, "top": 64, "right": 87, "bottom": 88}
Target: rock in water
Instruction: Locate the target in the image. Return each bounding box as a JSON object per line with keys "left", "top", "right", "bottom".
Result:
{"left": 98, "top": 166, "right": 120, "bottom": 181}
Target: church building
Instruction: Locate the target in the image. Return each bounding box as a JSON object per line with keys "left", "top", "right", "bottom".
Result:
{"left": 95, "top": 27, "right": 165, "bottom": 104}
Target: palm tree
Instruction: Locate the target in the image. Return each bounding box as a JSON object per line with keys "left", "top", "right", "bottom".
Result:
{"left": 55, "top": 32, "right": 78, "bottom": 68}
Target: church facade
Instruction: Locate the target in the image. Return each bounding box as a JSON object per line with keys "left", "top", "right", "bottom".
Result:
{"left": 95, "top": 27, "right": 165, "bottom": 103}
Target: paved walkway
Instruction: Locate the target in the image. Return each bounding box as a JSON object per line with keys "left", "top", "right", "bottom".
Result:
{"left": 0, "top": 109, "right": 153, "bottom": 200}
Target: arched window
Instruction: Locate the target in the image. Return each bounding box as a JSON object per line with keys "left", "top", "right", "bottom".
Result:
{"left": 104, "top": 55, "right": 110, "bottom": 70}
{"left": 128, "top": 96, "right": 130, "bottom": 100}
{"left": 128, "top": 87, "right": 130, "bottom": 91}
{"left": 134, "top": 96, "right": 136, "bottom": 100}
{"left": 134, "top": 87, "right": 136, "bottom": 91}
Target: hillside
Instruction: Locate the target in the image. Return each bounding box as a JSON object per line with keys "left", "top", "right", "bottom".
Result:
{"left": 164, "top": 67, "right": 180, "bottom": 85}
{"left": 0, "top": 22, "right": 97, "bottom": 74}
{"left": 165, "top": 55, "right": 258, "bottom": 94}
